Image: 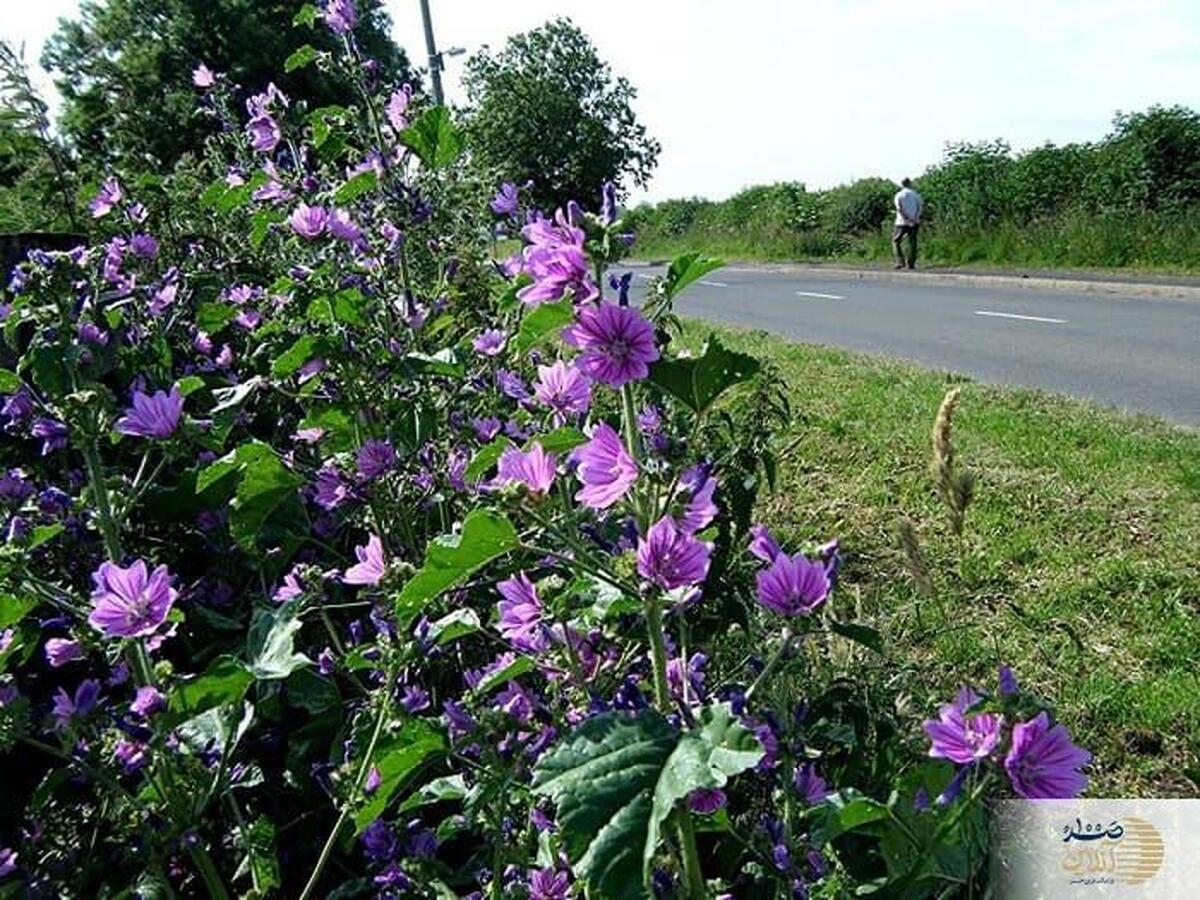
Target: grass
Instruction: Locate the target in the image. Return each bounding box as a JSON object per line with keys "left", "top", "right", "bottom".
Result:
{"left": 679, "top": 321, "right": 1200, "bottom": 797}
{"left": 636, "top": 210, "right": 1200, "bottom": 276}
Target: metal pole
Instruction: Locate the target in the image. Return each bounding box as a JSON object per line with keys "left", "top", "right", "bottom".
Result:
{"left": 418, "top": 0, "right": 444, "bottom": 106}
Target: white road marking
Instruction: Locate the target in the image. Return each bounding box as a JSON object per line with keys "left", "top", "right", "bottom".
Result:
{"left": 699, "top": 280, "right": 728, "bottom": 287}
{"left": 795, "top": 290, "right": 845, "bottom": 300}
{"left": 974, "top": 310, "right": 1067, "bottom": 324}
{"left": 635, "top": 273, "right": 654, "bottom": 280}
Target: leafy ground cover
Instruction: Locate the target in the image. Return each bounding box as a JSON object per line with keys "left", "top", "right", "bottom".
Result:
{"left": 681, "top": 321, "right": 1200, "bottom": 797}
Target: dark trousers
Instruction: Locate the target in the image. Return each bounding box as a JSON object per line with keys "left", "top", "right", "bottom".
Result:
{"left": 892, "top": 224, "right": 919, "bottom": 268}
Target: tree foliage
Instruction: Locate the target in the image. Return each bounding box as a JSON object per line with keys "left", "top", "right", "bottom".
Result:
{"left": 41, "top": 0, "right": 413, "bottom": 169}
{"left": 462, "top": 18, "right": 660, "bottom": 211}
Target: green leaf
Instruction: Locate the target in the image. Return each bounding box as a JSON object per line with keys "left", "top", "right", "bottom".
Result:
{"left": 309, "top": 105, "right": 347, "bottom": 148}
{"left": 352, "top": 719, "right": 445, "bottom": 833}
{"left": 398, "top": 774, "right": 468, "bottom": 812}
{"left": 404, "top": 349, "right": 464, "bottom": 378}
{"left": 646, "top": 703, "right": 763, "bottom": 881}
{"left": 178, "top": 701, "right": 255, "bottom": 757}
{"left": 210, "top": 377, "right": 263, "bottom": 416}
{"left": 248, "top": 606, "right": 311, "bottom": 680}
{"left": 26, "top": 523, "right": 64, "bottom": 551}
{"left": 464, "top": 437, "right": 513, "bottom": 483}
{"left": 528, "top": 426, "right": 587, "bottom": 455}
{"left": 230, "top": 448, "right": 305, "bottom": 550}
{"left": 426, "top": 608, "right": 481, "bottom": 646}
{"left": 532, "top": 710, "right": 678, "bottom": 900}
{"left": 233, "top": 816, "right": 282, "bottom": 894}
{"left": 284, "top": 44, "right": 319, "bottom": 73}
{"left": 0, "top": 369, "right": 22, "bottom": 393}
{"left": 399, "top": 106, "right": 463, "bottom": 169}
{"left": 196, "top": 301, "right": 237, "bottom": 334}
{"left": 808, "top": 789, "right": 891, "bottom": 847}
{"left": 287, "top": 669, "right": 340, "bottom": 714}
{"left": 176, "top": 375, "right": 206, "bottom": 397}
{"left": 199, "top": 178, "right": 230, "bottom": 209}
{"left": 271, "top": 335, "right": 320, "bottom": 377}
{"left": 649, "top": 334, "right": 760, "bottom": 413}
{"left": 395, "top": 510, "right": 520, "bottom": 625}
{"left": 0, "top": 594, "right": 37, "bottom": 629}
{"left": 471, "top": 655, "right": 534, "bottom": 696}
{"left": 516, "top": 298, "right": 574, "bottom": 352}
{"left": 333, "top": 170, "right": 378, "bottom": 204}
{"left": 169, "top": 656, "right": 254, "bottom": 719}
{"left": 828, "top": 620, "right": 884, "bottom": 654}
{"left": 292, "top": 3, "right": 319, "bottom": 27}
{"left": 663, "top": 253, "right": 724, "bottom": 300}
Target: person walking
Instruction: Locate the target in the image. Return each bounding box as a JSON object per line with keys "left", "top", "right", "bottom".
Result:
{"left": 892, "top": 178, "right": 923, "bottom": 269}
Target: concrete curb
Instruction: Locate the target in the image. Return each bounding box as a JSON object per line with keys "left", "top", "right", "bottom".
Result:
{"left": 632, "top": 260, "right": 1200, "bottom": 300}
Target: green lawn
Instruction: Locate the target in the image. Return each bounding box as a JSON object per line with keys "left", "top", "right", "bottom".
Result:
{"left": 681, "top": 321, "right": 1200, "bottom": 797}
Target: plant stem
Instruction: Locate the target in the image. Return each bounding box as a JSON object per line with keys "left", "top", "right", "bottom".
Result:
{"left": 677, "top": 812, "right": 707, "bottom": 898}
{"left": 83, "top": 439, "right": 123, "bottom": 559}
{"left": 744, "top": 628, "right": 793, "bottom": 705}
{"left": 643, "top": 594, "right": 671, "bottom": 709}
{"left": 298, "top": 666, "right": 397, "bottom": 900}
{"left": 186, "top": 845, "right": 231, "bottom": 900}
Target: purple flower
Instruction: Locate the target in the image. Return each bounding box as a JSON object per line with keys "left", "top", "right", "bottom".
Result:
{"left": 572, "top": 422, "right": 637, "bottom": 510}
{"left": 357, "top": 440, "right": 396, "bottom": 481}
{"left": 490, "top": 182, "right": 520, "bottom": 216}
{"left": 114, "top": 738, "right": 149, "bottom": 773}
{"left": 44, "top": 637, "right": 82, "bottom": 668}
{"left": 755, "top": 553, "right": 830, "bottom": 617}
{"left": 0, "top": 847, "right": 15, "bottom": 878}
{"left": 289, "top": 203, "right": 328, "bottom": 238}
{"left": 323, "top": 0, "right": 358, "bottom": 35}
{"left": 328, "top": 208, "right": 363, "bottom": 243}
{"left": 496, "top": 369, "right": 530, "bottom": 400}
{"left": 518, "top": 211, "right": 596, "bottom": 305}
{"left": 385, "top": 85, "right": 412, "bottom": 131}
{"left": 343, "top": 534, "right": 386, "bottom": 586}
{"left": 130, "top": 685, "right": 165, "bottom": 717}
{"left": 562, "top": 302, "right": 659, "bottom": 387}
{"left": 246, "top": 113, "right": 281, "bottom": 153}
{"left": 52, "top": 678, "right": 101, "bottom": 729}
{"left": 686, "top": 787, "right": 726, "bottom": 814}
{"left": 534, "top": 361, "right": 591, "bottom": 419}
{"left": 998, "top": 664, "right": 1019, "bottom": 697}
{"left": 400, "top": 684, "right": 430, "bottom": 713}
{"left": 472, "top": 417, "right": 502, "bottom": 442}
{"left": 443, "top": 700, "right": 477, "bottom": 740}
{"left": 472, "top": 329, "right": 507, "bottom": 357}
{"left": 0, "top": 469, "right": 34, "bottom": 504}
{"left": 361, "top": 820, "right": 397, "bottom": 862}
{"left": 637, "top": 517, "right": 712, "bottom": 590}
{"left": 674, "top": 465, "right": 718, "bottom": 534}
{"left": 89, "top": 177, "right": 122, "bottom": 218}
{"left": 115, "top": 386, "right": 184, "bottom": 439}
{"left": 748, "top": 524, "right": 781, "bottom": 563}
{"left": 495, "top": 443, "right": 556, "bottom": 494}
{"left": 793, "top": 763, "right": 830, "bottom": 805}
{"left": 527, "top": 868, "right": 570, "bottom": 900}
{"left": 32, "top": 418, "right": 68, "bottom": 455}
{"left": 600, "top": 181, "right": 619, "bottom": 226}
{"left": 496, "top": 573, "right": 550, "bottom": 653}
{"left": 89, "top": 560, "right": 178, "bottom": 638}
{"left": 314, "top": 464, "right": 353, "bottom": 510}
{"left": 923, "top": 690, "right": 1003, "bottom": 765}
{"left": 1004, "top": 712, "right": 1090, "bottom": 799}
{"left": 192, "top": 63, "right": 215, "bottom": 88}
{"left": 130, "top": 233, "right": 159, "bottom": 259}
{"left": 364, "top": 765, "right": 382, "bottom": 795}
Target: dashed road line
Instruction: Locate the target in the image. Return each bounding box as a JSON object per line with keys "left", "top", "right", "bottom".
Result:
{"left": 699, "top": 280, "right": 728, "bottom": 287}
{"left": 974, "top": 310, "right": 1067, "bottom": 324}
{"left": 795, "top": 290, "right": 846, "bottom": 300}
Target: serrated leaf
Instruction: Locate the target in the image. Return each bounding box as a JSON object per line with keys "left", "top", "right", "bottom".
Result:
{"left": 352, "top": 719, "right": 445, "bottom": 832}
{"left": 646, "top": 703, "right": 763, "bottom": 881}
{"left": 196, "top": 301, "right": 237, "bottom": 335}
{"left": 394, "top": 510, "right": 519, "bottom": 625}
{"left": 426, "top": 608, "right": 481, "bottom": 646}
{"left": 284, "top": 44, "right": 319, "bottom": 73}
{"left": 663, "top": 253, "right": 724, "bottom": 300}
{"left": 271, "top": 335, "right": 321, "bottom": 377}
{"left": 398, "top": 106, "right": 463, "bottom": 169}
{"left": 517, "top": 298, "right": 574, "bottom": 351}
{"left": 333, "top": 170, "right": 378, "bottom": 204}
{"left": 532, "top": 710, "right": 678, "bottom": 900}
{"left": 649, "top": 334, "right": 760, "bottom": 413}
{"left": 464, "top": 437, "right": 513, "bottom": 483}
{"left": 170, "top": 656, "right": 254, "bottom": 720}
{"left": 0, "top": 594, "right": 37, "bottom": 629}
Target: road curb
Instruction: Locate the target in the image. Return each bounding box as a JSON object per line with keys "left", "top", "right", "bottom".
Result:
{"left": 633, "top": 260, "right": 1200, "bottom": 300}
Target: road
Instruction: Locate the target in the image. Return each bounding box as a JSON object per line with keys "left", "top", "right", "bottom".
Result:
{"left": 626, "top": 264, "right": 1200, "bottom": 426}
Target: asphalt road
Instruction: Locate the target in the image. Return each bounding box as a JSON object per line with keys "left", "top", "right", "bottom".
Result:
{"left": 627, "top": 264, "right": 1200, "bottom": 426}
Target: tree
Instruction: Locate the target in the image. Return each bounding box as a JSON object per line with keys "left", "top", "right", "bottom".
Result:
{"left": 462, "top": 18, "right": 660, "bottom": 211}
{"left": 42, "top": 0, "right": 413, "bottom": 170}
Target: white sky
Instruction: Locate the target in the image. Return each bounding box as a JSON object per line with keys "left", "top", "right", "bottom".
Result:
{"left": 5, "top": 0, "right": 1200, "bottom": 203}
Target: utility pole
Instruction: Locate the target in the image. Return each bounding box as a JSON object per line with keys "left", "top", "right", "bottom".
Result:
{"left": 418, "top": 0, "right": 444, "bottom": 106}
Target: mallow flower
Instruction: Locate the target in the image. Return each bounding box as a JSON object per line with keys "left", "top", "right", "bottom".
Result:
{"left": 922, "top": 690, "right": 1004, "bottom": 765}
{"left": 495, "top": 443, "right": 557, "bottom": 495}
{"left": 572, "top": 422, "right": 637, "bottom": 509}
{"left": 562, "top": 302, "right": 659, "bottom": 387}
{"left": 343, "top": 534, "right": 386, "bottom": 586}
{"left": 88, "top": 560, "right": 178, "bottom": 638}
{"left": 496, "top": 573, "right": 550, "bottom": 654}
{"left": 88, "top": 177, "right": 122, "bottom": 218}
{"left": 289, "top": 203, "right": 328, "bottom": 238}
{"left": 534, "top": 360, "right": 591, "bottom": 420}
{"left": 115, "top": 386, "right": 184, "bottom": 439}
{"left": 637, "top": 517, "right": 712, "bottom": 590}
{"left": 755, "top": 552, "right": 830, "bottom": 617}
{"left": 1004, "top": 712, "right": 1091, "bottom": 798}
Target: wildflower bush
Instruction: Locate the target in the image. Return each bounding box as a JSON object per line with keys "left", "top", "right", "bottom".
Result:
{"left": 0, "top": 4, "right": 1092, "bottom": 897}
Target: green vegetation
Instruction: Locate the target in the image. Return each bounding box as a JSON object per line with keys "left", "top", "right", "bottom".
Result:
{"left": 634, "top": 106, "right": 1200, "bottom": 272}
{"left": 682, "top": 321, "right": 1200, "bottom": 796}
{"left": 462, "top": 17, "right": 660, "bottom": 211}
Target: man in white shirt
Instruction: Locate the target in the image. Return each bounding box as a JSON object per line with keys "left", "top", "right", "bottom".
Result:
{"left": 892, "top": 178, "right": 924, "bottom": 269}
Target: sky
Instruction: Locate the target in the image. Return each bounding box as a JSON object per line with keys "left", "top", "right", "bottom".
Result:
{"left": 4, "top": 0, "right": 1200, "bottom": 203}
